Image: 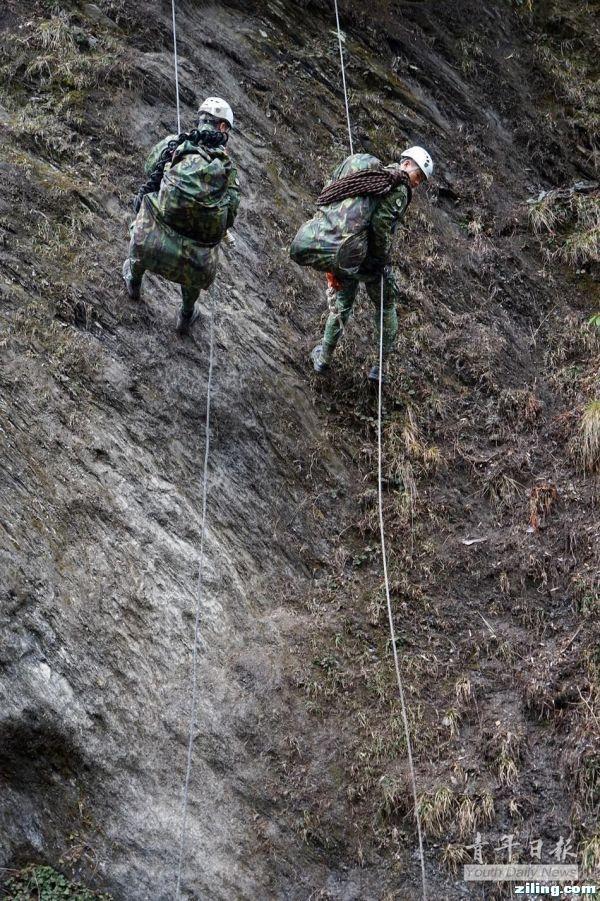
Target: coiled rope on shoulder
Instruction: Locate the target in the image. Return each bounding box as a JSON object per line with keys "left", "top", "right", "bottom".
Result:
{"left": 317, "top": 167, "right": 412, "bottom": 207}
{"left": 331, "top": 3, "right": 427, "bottom": 898}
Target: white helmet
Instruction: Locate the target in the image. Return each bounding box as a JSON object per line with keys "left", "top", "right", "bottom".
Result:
{"left": 198, "top": 97, "right": 234, "bottom": 129}
{"left": 401, "top": 145, "right": 434, "bottom": 180}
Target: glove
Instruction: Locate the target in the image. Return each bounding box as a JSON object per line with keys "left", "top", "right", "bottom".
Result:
{"left": 222, "top": 231, "right": 236, "bottom": 247}
{"left": 133, "top": 190, "right": 144, "bottom": 214}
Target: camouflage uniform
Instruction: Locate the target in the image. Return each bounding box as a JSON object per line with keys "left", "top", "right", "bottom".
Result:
{"left": 126, "top": 134, "right": 240, "bottom": 313}
{"left": 315, "top": 154, "right": 410, "bottom": 362}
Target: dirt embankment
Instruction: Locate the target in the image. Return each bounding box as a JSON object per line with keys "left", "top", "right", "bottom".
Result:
{"left": 0, "top": 1, "right": 599, "bottom": 899}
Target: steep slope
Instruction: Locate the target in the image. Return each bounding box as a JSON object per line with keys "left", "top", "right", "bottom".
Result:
{"left": 0, "top": 1, "right": 598, "bottom": 899}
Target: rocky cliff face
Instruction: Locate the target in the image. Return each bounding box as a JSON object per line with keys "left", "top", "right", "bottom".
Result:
{"left": 1, "top": 1, "right": 598, "bottom": 899}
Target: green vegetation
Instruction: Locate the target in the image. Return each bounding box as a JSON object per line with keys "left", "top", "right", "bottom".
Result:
{"left": 2, "top": 865, "right": 111, "bottom": 901}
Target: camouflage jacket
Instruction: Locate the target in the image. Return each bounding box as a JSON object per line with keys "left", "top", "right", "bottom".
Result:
{"left": 128, "top": 136, "right": 240, "bottom": 289}
{"left": 324, "top": 155, "right": 410, "bottom": 274}
{"left": 290, "top": 153, "right": 410, "bottom": 278}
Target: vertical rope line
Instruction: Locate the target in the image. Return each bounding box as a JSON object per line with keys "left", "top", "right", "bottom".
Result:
{"left": 171, "top": 0, "right": 181, "bottom": 134}
{"left": 333, "top": 0, "right": 353, "bottom": 154}
{"left": 174, "top": 289, "right": 216, "bottom": 900}
{"left": 378, "top": 276, "right": 427, "bottom": 900}
{"left": 328, "top": 9, "right": 426, "bottom": 890}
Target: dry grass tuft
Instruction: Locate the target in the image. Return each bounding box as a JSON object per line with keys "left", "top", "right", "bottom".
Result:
{"left": 580, "top": 834, "right": 600, "bottom": 876}
{"left": 528, "top": 190, "right": 600, "bottom": 266}
{"left": 455, "top": 675, "right": 472, "bottom": 705}
{"left": 418, "top": 786, "right": 455, "bottom": 837}
{"left": 486, "top": 729, "right": 523, "bottom": 787}
{"left": 528, "top": 480, "right": 558, "bottom": 529}
{"left": 528, "top": 194, "right": 562, "bottom": 235}
{"left": 457, "top": 796, "right": 477, "bottom": 838}
{"left": 442, "top": 842, "right": 469, "bottom": 874}
{"left": 481, "top": 789, "right": 495, "bottom": 824}
{"left": 580, "top": 400, "right": 600, "bottom": 472}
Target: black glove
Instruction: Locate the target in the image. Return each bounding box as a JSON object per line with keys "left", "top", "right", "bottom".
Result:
{"left": 133, "top": 190, "right": 144, "bottom": 214}
{"left": 132, "top": 166, "right": 165, "bottom": 213}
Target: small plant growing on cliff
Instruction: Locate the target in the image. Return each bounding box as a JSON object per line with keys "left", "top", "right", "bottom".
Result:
{"left": 588, "top": 313, "right": 600, "bottom": 329}
{"left": 528, "top": 190, "right": 599, "bottom": 266}
{"left": 2, "top": 865, "right": 112, "bottom": 900}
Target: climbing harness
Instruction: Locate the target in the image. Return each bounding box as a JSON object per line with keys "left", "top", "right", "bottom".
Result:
{"left": 175, "top": 285, "right": 216, "bottom": 900}
{"left": 330, "top": 4, "right": 427, "bottom": 898}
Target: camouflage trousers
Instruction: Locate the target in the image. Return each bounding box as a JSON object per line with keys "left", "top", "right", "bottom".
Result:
{"left": 127, "top": 195, "right": 219, "bottom": 312}
{"left": 322, "top": 268, "right": 399, "bottom": 359}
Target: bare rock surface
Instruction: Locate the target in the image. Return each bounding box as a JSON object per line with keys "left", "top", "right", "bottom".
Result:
{"left": 1, "top": 1, "right": 599, "bottom": 899}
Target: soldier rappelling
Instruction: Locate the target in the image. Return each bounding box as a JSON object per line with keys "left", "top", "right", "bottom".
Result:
{"left": 122, "top": 97, "right": 240, "bottom": 336}
{"left": 290, "top": 146, "right": 433, "bottom": 381}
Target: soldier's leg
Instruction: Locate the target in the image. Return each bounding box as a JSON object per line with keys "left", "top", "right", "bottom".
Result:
{"left": 181, "top": 285, "right": 201, "bottom": 316}
{"left": 365, "top": 268, "right": 399, "bottom": 353}
{"left": 176, "top": 285, "right": 202, "bottom": 336}
{"left": 321, "top": 277, "right": 359, "bottom": 362}
{"left": 365, "top": 268, "right": 399, "bottom": 381}
{"left": 122, "top": 221, "right": 146, "bottom": 300}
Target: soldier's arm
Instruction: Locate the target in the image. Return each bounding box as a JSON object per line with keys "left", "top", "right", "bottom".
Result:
{"left": 143, "top": 136, "right": 177, "bottom": 175}
{"left": 132, "top": 136, "right": 178, "bottom": 213}
{"left": 225, "top": 165, "right": 241, "bottom": 229}
{"left": 322, "top": 159, "right": 346, "bottom": 189}
{"left": 367, "top": 184, "right": 410, "bottom": 270}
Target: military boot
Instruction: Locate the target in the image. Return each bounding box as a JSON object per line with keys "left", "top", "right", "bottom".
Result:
{"left": 367, "top": 359, "right": 389, "bottom": 384}
{"left": 310, "top": 343, "right": 332, "bottom": 374}
{"left": 122, "top": 259, "right": 141, "bottom": 301}
{"left": 176, "top": 305, "right": 201, "bottom": 337}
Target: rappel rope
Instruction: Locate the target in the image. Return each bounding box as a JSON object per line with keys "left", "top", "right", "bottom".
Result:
{"left": 171, "top": 0, "right": 181, "bottom": 134}
{"left": 166, "top": 0, "right": 424, "bottom": 895}
{"left": 331, "top": 3, "right": 427, "bottom": 898}
{"left": 333, "top": 0, "right": 353, "bottom": 155}
{"left": 174, "top": 288, "right": 216, "bottom": 901}
{"left": 378, "top": 281, "right": 428, "bottom": 900}
{"left": 169, "top": 2, "right": 217, "bottom": 893}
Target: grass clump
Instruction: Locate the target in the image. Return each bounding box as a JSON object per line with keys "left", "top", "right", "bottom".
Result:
{"left": 2, "top": 865, "right": 111, "bottom": 900}
{"left": 2, "top": 11, "right": 127, "bottom": 93}
{"left": 580, "top": 400, "right": 600, "bottom": 472}
{"left": 442, "top": 842, "right": 469, "bottom": 874}
{"left": 580, "top": 834, "right": 600, "bottom": 876}
{"left": 528, "top": 190, "right": 600, "bottom": 267}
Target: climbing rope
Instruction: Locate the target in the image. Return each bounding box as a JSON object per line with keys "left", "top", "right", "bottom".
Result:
{"left": 378, "top": 278, "right": 428, "bottom": 899}
{"left": 167, "top": 4, "right": 214, "bottom": 896}
{"left": 317, "top": 167, "right": 410, "bottom": 206}
{"left": 171, "top": 0, "right": 181, "bottom": 134}
{"left": 169, "top": 2, "right": 217, "bottom": 880}
{"left": 333, "top": 0, "right": 353, "bottom": 154}
{"left": 330, "top": 2, "right": 427, "bottom": 896}
{"left": 174, "top": 287, "right": 216, "bottom": 901}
